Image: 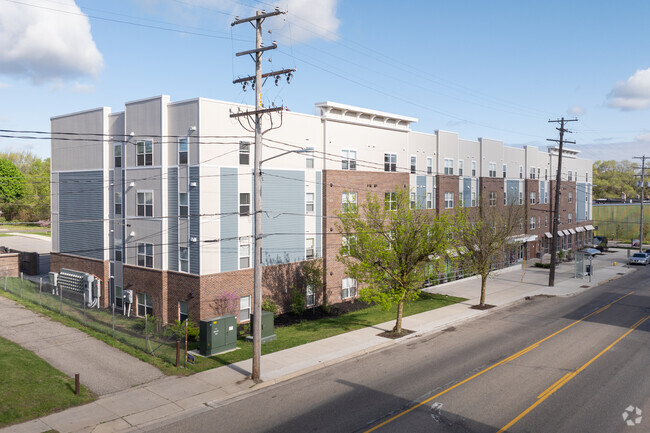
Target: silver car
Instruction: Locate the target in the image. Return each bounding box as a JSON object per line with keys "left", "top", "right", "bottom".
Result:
{"left": 628, "top": 252, "right": 649, "bottom": 266}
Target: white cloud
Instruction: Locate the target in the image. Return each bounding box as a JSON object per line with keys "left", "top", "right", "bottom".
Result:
{"left": 72, "top": 82, "right": 96, "bottom": 94}
{"left": 273, "top": 0, "right": 340, "bottom": 43}
{"left": 0, "top": 0, "right": 103, "bottom": 83}
{"left": 635, "top": 132, "right": 650, "bottom": 142}
{"left": 606, "top": 68, "right": 650, "bottom": 110}
{"left": 567, "top": 106, "right": 584, "bottom": 116}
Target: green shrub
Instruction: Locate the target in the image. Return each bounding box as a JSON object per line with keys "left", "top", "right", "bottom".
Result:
{"left": 166, "top": 318, "right": 199, "bottom": 342}
{"left": 290, "top": 288, "right": 305, "bottom": 316}
{"left": 262, "top": 297, "right": 279, "bottom": 316}
{"left": 535, "top": 262, "right": 551, "bottom": 268}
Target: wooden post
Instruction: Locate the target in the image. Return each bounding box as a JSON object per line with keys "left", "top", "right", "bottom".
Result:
{"left": 75, "top": 373, "right": 80, "bottom": 395}
{"left": 176, "top": 340, "right": 180, "bottom": 367}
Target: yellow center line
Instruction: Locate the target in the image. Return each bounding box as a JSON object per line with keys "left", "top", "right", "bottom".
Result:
{"left": 497, "top": 315, "right": 649, "bottom": 433}
{"left": 363, "top": 291, "right": 634, "bottom": 433}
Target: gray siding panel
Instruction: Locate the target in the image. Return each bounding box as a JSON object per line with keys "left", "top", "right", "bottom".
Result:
{"left": 576, "top": 182, "right": 586, "bottom": 222}
{"left": 416, "top": 176, "right": 426, "bottom": 209}
{"left": 262, "top": 169, "right": 305, "bottom": 266}
{"left": 220, "top": 167, "right": 238, "bottom": 272}
{"left": 506, "top": 180, "right": 519, "bottom": 205}
{"left": 168, "top": 167, "right": 178, "bottom": 271}
{"left": 189, "top": 166, "right": 200, "bottom": 274}
{"left": 316, "top": 171, "right": 322, "bottom": 258}
{"left": 59, "top": 171, "right": 104, "bottom": 260}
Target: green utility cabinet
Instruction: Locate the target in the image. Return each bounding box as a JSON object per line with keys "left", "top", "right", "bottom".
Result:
{"left": 199, "top": 314, "right": 237, "bottom": 356}
{"left": 246, "top": 311, "right": 277, "bottom": 343}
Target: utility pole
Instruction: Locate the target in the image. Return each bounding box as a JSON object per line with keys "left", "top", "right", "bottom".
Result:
{"left": 547, "top": 117, "right": 577, "bottom": 287}
{"left": 633, "top": 155, "right": 647, "bottom": 252}
{"left": 231, "top": 9, "right": 294, "bottom": 383}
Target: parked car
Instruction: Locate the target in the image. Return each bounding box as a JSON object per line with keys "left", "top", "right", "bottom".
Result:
{"left": 628, "top": 252, "right": 649, "bottom": 266}
{"left": 593, "top": 236, "right": 608, "bottom": 252}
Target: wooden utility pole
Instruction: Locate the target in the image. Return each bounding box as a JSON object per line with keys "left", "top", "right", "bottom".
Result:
{"left": 547, "top": 117, "right": 577, "bottom": 287}
{"left": 633, "top": 155, "right": 647, "bottom": 251}
{"left": 231, "top": 9, "right": 294, "bottom": 382}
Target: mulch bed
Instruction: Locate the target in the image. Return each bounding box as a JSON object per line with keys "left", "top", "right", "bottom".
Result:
{"left": 470, "top": 304, "right": 496, "bottom": 310}
{"left": 272, "top": 299, "right": 374, "bottom": 327}
{"left": 377, "top": 329, "right": 415, "bottom": 339}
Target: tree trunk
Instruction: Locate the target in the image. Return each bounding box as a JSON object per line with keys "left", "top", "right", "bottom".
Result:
{"left": 480, "top": 274, "right": 487, "bottom": 306}
{"left": 393, "top": 299, "right": 404, "bottom": 334}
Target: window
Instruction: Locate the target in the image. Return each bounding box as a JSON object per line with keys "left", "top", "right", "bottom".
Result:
{"left": 568, "top": 170, "right": 573, "bottom": 181}
{"left": 545, "top": 215, "right": 549, "bottom": 227}
{"left": 114, "top": 144, "right": 122, "bottom": 168}
{"left": 519, "top": 166, "right": 523, "bottom": 179}
{"left": 137, "top": 192, "right": 153, "bottom": 217}
{"left": 306, "top": 192, "right": 315, "bottom": 213}
{"left": 306, "top": 284, "right": 315, "bottom": 307}
{"left": 471, "top": 191, "right": 477, "bottom": 207}
{"left": 444, "top": 192, "right": 454, "bottom": 209}
{"left": 444, "top": 158, "right": 454, "bottom": 175}
{"left": 342, "top": 192, "right": 357, "bottom": 212}
{"left": 137, "top": 243, "right": 153, "bottom": 268}
{"left": 544, "top": 191, "right": 549, "bottom": 204}
{"left": 306, "top": 147, "right": 314, "bottom": 169}
{"left": 239, "top": 193, "right": 250, "bottom": 216}
{"left": 568, "top": 191, "right": 573, "bottom": 203}
{"left": 179, "top": 192, "right": 188, "bottom": 217}
{"left": 519, "top": 218, "right": 524, "bottom": 230}
{"left": 530, "top": 166, "right": 536, "bottom": 179}
{"left": 385, "top": 192, "right": 397, "bottom": 210}
{"left": 426, "top": 157, "right": 433, "bottom": 174}
{"left": 586, "top": 172, "right": 589, "bottom": 183}
{"left": 115, "top": 238, "right": 122, "bottom": 262}
{"left": 458, "top": 160, "right": 464, "bottom": 176}
{"left": 410, "top": 156, "right": 416, "bottom": 174}
{"left": 471, "top": 161, "right": 477, "bottom": 177}
{"left": 489, "top": 162, "right": 497, "bottom": 178}
{"left": 240, "top": 296, "right": 251, "bottom": 322}
{"left": 545, "top": 168, "right": 548, "bottom": 180}
{"left": 137, "top": 292, "right": 153, "bottom": 317}
{"left": 410, "top": 192, "right": 416, "bottom": 209}
{"left": 342, "top": 234, "right": 356, "bottom": 256}
{"left": 239, "top": 142, "right": 250, "bottom": 165}
{"left": 239, "top": 240, "right": 250, "bottom": 269}
{"left": 530, "top": 217, "right": 536, "bottom": 230}
{"left": 504, "top": 192, "right": 507, "bottom": 205}
{"left": 114, "top": 192, "right": 121, "bottom": 215}
{"left": 179, "top": 301, "right": 188, "bottom": 322}
{"left": 458, "top": 191, "right": 464, "bottom": 207}
{"left": 342, "top": 149, "right": 357, "bottom": 170}
{"left": 519, "top": 191, "right": 523, "bottom": 205}
{"left": 342, "top": 278, "right": 357, "bottom": 299}
{"left": 179, "top": 137, "right": 188, "bottom": 165}
{"left": 568, "top": 213, "right": 573, "bottom": 224}
{"left": 537, "top": 168, "right": 541, "bottom": 180}
{"left": 384, "top": 153, "right": 396, "bottom": 172}
{"left": 179, "top": 246, "right": 189, "bottom": 272}
{"left": 503, "top": 164, "right": 507, "bottom": 178}
{"left": 136, "top": 140, "right": 153, "bottom": 166}
{"left": 530, "top": 192, "right": 536, "bottom": 204}
{"left": 114, "top": 285, "right": 123, "bottom": 309}
{"left": 489, "top": 191, "right": 497, "bottom": 206}
{"left": 305, "top": 238, "right": 315, "bottom": 260}
{"left": 426, "top": 192, "right": 433, "bottom": 209}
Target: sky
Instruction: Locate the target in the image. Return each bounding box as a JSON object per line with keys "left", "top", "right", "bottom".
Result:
{"left": 1, "top": 0, "right": 649, "bottom": 162}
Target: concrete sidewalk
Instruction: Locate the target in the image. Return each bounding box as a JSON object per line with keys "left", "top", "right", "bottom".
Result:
{"left": 2, "top": 249, "right": 635, "bottom": 433}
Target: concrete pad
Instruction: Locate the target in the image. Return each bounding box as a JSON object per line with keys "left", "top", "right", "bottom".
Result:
{"left": 90, "top": 418, "right": 132, "bottom": 433}
{"left": 96, "top": 388, "right": 170, "bottom": 417}
{"left": 123, "top": 402, "right": 183, "bottom": 427}
{"left": 144, "top": 376, "right": 215, "bottom": 402}
{"left": 0, "top": 419, "right": 51, "bottom": 433}
{"left": 40, "top": 402, "right": 117, "bottom": 433}
{"left": 174, "top": 388, "right": 229, "bottom": 410}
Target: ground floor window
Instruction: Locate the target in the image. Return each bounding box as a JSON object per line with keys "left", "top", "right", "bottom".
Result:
{"left": 179, "top": 300, "right": 188, "bottom": 322}
{"left": 115, "top": 285, "right": 123, "bottom": 309}
{"left": 137, "top": 292, "right": 153, "bottom": 317}
{"left": 240, "top": 296, "right": 251, "bottom": 322}
{"left": 342, "top": 278, "right": 357, "bottom": 299}
{"left": 306, "top": 284, "right": 315, "bottom": 306}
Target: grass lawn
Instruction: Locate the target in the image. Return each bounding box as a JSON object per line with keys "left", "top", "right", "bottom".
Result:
{"left": 0, "top": 336, "right": 94, "bottom": 428}
{"left": 1, "top": 278, "right": 465, "bottom": 375}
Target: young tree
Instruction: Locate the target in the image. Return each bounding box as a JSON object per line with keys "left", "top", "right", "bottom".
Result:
{"left": 336, "top": 188, "right": 457, "bottom": 334}
{"left": 455, "top": 198, "right": 524, "bottom": 307}
{"left": 0, "top": 159, "right": 27, "bottom": 220}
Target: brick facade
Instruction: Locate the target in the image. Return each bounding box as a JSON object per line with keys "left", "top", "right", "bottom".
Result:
{"left": 0, "top": 253, "right": 20, "bottom": 277}
{"left": 50, "top": 253, "right": 110, "bottom": 307}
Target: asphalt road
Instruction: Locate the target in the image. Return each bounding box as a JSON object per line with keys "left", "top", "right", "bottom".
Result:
{"left": 151, "top": 267, "right": 649, "bottom": 433}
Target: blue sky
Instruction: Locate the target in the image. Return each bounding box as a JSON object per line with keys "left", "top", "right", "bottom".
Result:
{"left": 1, "top": 0, "right": 649, "bottom": 162}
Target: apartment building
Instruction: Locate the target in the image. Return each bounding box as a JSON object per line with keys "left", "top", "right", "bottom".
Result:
{"left": 51, "top": 95, "right": 593, "bottom": 324}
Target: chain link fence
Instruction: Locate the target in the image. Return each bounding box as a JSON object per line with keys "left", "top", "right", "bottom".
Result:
{"left": 1, "top": 272, "right": 193, "bottom": 367}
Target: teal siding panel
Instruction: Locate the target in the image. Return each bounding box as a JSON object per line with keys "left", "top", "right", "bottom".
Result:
{"left": 189, "top": 166, "right": 200, "bottom": 274}
{"left": 577, "top": 182, "right": 586, "bottom": 222}
{"left": 220, "top": 167, "right": 239, "bottom": 272}
{"left": 506, "top": 180, "right": 519, "bottom": 205}
{"left": 59, "top": 171, "right": 104, "bottom": 260}
{"left": 316, "top": 171, "right": 322, "bottom": 258}
{"left": 168, "top": 167, "right": 178, "bottom": 271}
{"left": 416, "top": 176, "right": 426, "bottom": 209}
{"left": 463, "top": 178, "right": 472, "bottom": 207}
